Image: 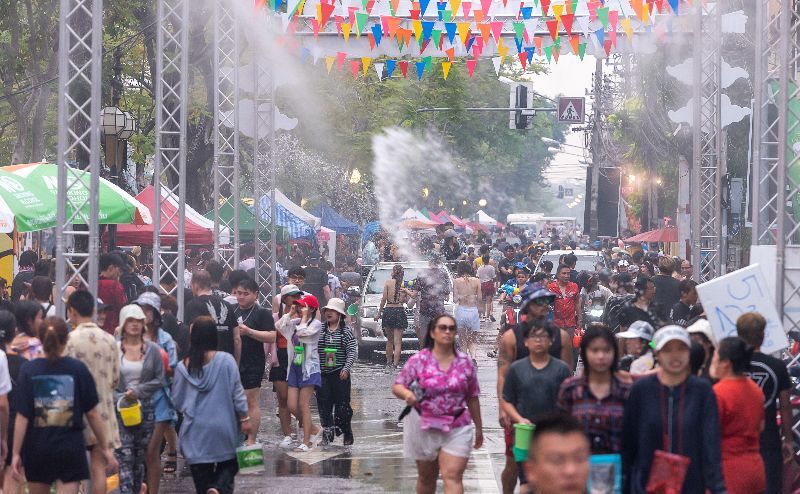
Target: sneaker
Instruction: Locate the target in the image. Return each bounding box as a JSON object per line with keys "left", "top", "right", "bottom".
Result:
{"left": 294, "top": 443, "right": 312, "bottom": 452}
{"left": 279, "top": 435, "right": 294, "bottom": 448}
{"left": 310, "top": 428, "right": 324, "bottom": 447}
{"left": 490, "top": 315, "right": 496, "bottom": 322}
{"left": 321, "top": 428, "right": 334, "bottom": 445}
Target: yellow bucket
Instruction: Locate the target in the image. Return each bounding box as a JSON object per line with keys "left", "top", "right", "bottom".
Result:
{"left": 117, "top": 397, "right": 142, "bottom": 427}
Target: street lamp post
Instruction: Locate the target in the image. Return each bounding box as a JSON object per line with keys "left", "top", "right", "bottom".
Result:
{"left": 101, "top": 105, "right": 136, "bottom": 251}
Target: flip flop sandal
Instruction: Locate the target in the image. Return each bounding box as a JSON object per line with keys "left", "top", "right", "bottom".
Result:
{"left": 163, "top": 452, "right": 178, "bottom": 473}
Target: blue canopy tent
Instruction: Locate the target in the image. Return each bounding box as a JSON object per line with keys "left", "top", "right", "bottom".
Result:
{"left": 257, "top": 195, "right": 316, "bottom": 239}
{"left": 362, "top": 221, "right": 380, "bottom": 244}
{"left": 313, "top": 204, "right": 360, "bottom": 235}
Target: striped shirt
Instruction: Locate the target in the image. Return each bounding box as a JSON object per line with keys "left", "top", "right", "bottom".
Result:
{"left": 317, "top": 322, "right": 358, "bottom": 374}
{"left": 557, "top": 375, "right": 631, "bottom": 454}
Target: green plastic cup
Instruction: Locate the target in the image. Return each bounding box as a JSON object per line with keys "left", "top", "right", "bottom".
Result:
{"left": 347, "top": 303, "right": 359, "bottom": 316}
{"left": 513, "top": 423, "right": 536, "bottom": 451}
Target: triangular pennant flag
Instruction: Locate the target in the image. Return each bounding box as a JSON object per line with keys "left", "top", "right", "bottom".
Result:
{"left": 491, "top": 56, "right": 501, "bottom": 75}
{"left": 621, "top": 17, "right": 633, "bottom": 38}
{"left": 387, "top": 16, "right": 402, "bottom": 35}
{"left": 609, "top": 10, "right": 619, "bottom": 31}
{"left": 412, "top": 20, "right": 423, "bottom": 40}
{"left": 446, "top": 46, "right": 455, "bottom": 61}
{"left": 597, "top": 7, "right": 609, "bottom": 28}
{"left": 410, "top": 8, "right": 421, "bottom": 19}
{"left": 473, "top": 8, "right": 484, "bottom": 22}
{"left": 561, "top": 13, "right": 574, "bottom": 35}
{"left": 552, "top": 39, "right": 560, "bottom": 62}
{"left": 517, "top": 51, "right": 528, "bottom": 70}
{"left": 546, "top": 19, "right": 558, "bottom": 40}
{"left": 385, "top": 59, "right": 397, "bottom": 77}
{"left": 320, "top": 2, "right": 335, "bottom": 27}
{"left": 350, "top": 60, "right": 360, "bottom": 79}
{"left": 361, "top": 57, "right": 372, "bottom": 75}
{"left": 424, "top": 55, "right": 432, "bottom": 70}
{"left": 667, "top": 0, "right": 678, "bottom": 13}
{"left": 521, "top": 6, "right": 533, "bottom": 19}
{"left": 543, "top": 44, "right": 552, "bottom": 62}
{"left": 578, "top": 42, "right": 586, "bottom": 60}
{"left": 603, "top": 38, "right": 612, "bottom": 56}
{"left": 457, "top": 22, "right": 471, "bottom": 44}
{"left": 513, "top": 22, "right": 525, "bottom": 43}
{"left": 451, "top": 0, "right": 462, "bottom": 15}
{"left": 390, "top": 0, "right": 400, "bottom": 14}
{"left": 416, "top": 60, "right": 426, "bottom": 79}
{"left": 442, "top": 61, "right": 452, "bottom": 79}
{"left": 399, "top": 60, "right": 409, "bottom": 78}
{"left": 342, "top": 23, "right": 352, "bottom": 41}
{"left": 372, "top": 24, "right": 383, "bottom": 45}
{"left": 540, "top": 0, "right": 550, "bottom": 16}
{"left": 311, "top": 18, "right": 320, "bottom": 36}
{"left": 569, "top": 34, "right": 579, "bottom": 54}
{"left": 551, "top": 3, "right": 563, "bottom": 20}
{"left": 608, "top": 27, "right": 617, "bottom": 47}
{"left": 514, "top": 35, "right": 523, "bottom": 54}
{"left": 490, "top": 21, "right": 504, "bottom": 44}
{"left": 631, "top": 0, "right": 643, "bottom": 19}
{"left": 525, "top": 46, "right": 535, "bottom": 62}
{"left": 497, "top": 38, "right": 509, "bottom": 62}
{"left": 478, "top": 23, "right": 491, "bottom": 43}
{"left": 432, "top": 29, "right": 443, "bottom": 48}
{"left": 420, "top": 0, "right": 431, "bottom": 15}
{"left": 462, "top": 1, "right": 472, "bottom": 16}
{"left": 365, "top": 0, "right": 375, "bottom": 13}
{"left": 336, "top": 51, "right": 347, "bottom": 70}
{"left": 534, "top": 35, "right": 543, "bottom": 52}
{"left": 325, "top": 55, "right": 335, "bottom": 73}
{"left": 569, "top": 0, "right": 578, "bottom": 13}
{"left": 374, "top": 62, "right": 385, "bottom": 78}
{"left": 355, "top": 12, "right": 368, "bottom": 35}
{"left": 466, "top": 58, "right": 476, "bottom": 77}
{"left": 480, "top": 0, "right": 492, "bottom": 15}
{"left": 594, "top": 28, "right": 604, "bottom": 46}
{"left": 422, "top": 21, "right": 435, "bottom": 41}
{"left": 444, "top": 22, "right": 457, "bottom": 43}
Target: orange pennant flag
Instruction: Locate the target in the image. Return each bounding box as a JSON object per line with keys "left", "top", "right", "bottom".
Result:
{"left": 569, "top": 35, "right": 579, "bottom": 54}
{"left": 478, "top": 23, "right": 491, "bottom": 43}
{"left": 473, "top": 9, "right": 484, "bottom": 22}
{"left": 445, "top": 47, "right": 455, "bottom": 61}
{"left": 534, "top": 36, "right": 543, "bottom": 52}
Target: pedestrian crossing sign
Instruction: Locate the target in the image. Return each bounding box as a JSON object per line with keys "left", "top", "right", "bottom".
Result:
{"left": 558, "top": 97, "right": 585, "bottom": 123}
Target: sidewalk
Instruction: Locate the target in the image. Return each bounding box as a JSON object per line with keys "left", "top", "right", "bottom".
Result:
{"left": 161, "top": 318, "right": 504, "bottom": 493}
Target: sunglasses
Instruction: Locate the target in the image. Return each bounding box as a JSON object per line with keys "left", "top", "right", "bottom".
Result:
{"left": 531, "top": 298, "right": 551, "bottom": 306}
{"left": 435, "top": 324, "right": 457, "bottom": 333}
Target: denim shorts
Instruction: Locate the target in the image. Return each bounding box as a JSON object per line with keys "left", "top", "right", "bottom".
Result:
{"left": 153, "top": 388, "right": 177, "bottom": 424}
{"left": 287, "top": 364, "right": 321, "bottom": 390}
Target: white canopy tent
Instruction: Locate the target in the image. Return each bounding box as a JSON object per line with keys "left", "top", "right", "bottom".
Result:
{"left": 474, "top": 210, "right": 499, "bottom": 226}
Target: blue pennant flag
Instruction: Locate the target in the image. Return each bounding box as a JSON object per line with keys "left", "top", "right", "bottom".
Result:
{"left": 386, "top": 59, "right": 397, "bottom": 78}
{"left": 466, "top": 36, "right": 476, "bottom": 52}
{"left": 525, "top": 46, "right": 535, "bottom": 63}
{"left": 371, "top": 24, "right": 383, "bottom": 45}
{"left": 419, "top": 0, "right": 431, "bottom": 15}
{"left": 514, "top": 36, "right": 523, "bottom": 53}
{"left": 595, "top": 28, "right": 605, "bottom": 46}
{"left": 520, "top": 6, "right": 533, "bottom": 19}
{"left": 299, "top": 47, "right": 310, "bottom": 63}
{"left": 416, "top": 60, "right": 426, "bottom": 80}
{"left": 668, "top": 0, "right": 678, "bottom": 13}
{"left": 444, "top": 22, "right": 457, "bottom": 43}
{"left": 421, "top": 21, "right": 435, "bottom": 41}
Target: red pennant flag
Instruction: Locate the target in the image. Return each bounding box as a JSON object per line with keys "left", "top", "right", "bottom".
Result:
{"left": 311, "top": 18, "right": 320, "bottom": 36}
{"left": 546, "top": 19, "right": 558, "bottom": 40}
{"left": 473, "top": 39, "right": 483, "bottom": 57}
{"left": 365, "top": 0, "right": 375, "bottom": 13}
{"left": 603, "top": 39, "right": 612, "bottom": 56}
{"left": 320, "top": 2, "right": 335, "bottom": 27}
{"left": 334, "top": 15, "right": 344, "bottom": 35}
{"left": 410, "top": 8, "right": 420, "bottom": 19}
{"left": 399, "top": 60, "right": 409, "bottom": 78}
{"left": 540, "top": 0, "right": 551, "bottom": 16}
{"left": 518, "top": 51, "right": 528, "bottom": 69}
{"left": 654, "top": 0, "right": 664, "bottom": 13}
{"left": 336, "top": 51, "right": 347, "bottom": 70}
{"left": 350, "top": 60, "right": 360, "bottom": 79}
{"left": 367, "top": 33, "right": 376, "bottom": 50}
{"left": 609, "top": 10, "right": 619, "bottom": 30}
{"left": 348, "top": 6, "right": 358, "bottom": 27}
{"left": 561, "top": 13, "right": 574, "bottom": 35}
{"left": 462, "top": 1, "right": 471, "bottom": 16}
{"left": 446, "top": 47, "right": 455, "bottom": 61}
{"left": 490, "top": 21, "right": 503, "bottom": 44}
{"left": 609, "top": 28, "right": 617, "bottom": 47}
{"left": 466, "top": 58, "right": 477, "bottom": 77}
{"left": 480, "top": 0, "right": 492, "bottom": 15}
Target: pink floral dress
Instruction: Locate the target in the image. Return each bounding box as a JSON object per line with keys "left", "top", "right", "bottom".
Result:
{"left": 395, "top": 349, "right": 480, "bottom": 432}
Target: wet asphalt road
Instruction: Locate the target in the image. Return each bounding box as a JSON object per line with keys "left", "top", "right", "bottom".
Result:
{"left": 161, "top": 315, "right": 506, "bottom": 494}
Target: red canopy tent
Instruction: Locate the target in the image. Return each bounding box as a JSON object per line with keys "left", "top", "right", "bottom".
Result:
{"left": 437, "top": 211, "right": 466, "bottom": 228}
{"left": 114, "top": 186, "right": 217, "bottom": 246}
{"left": 624, "top": 226, "right": 678, "bottom": 243}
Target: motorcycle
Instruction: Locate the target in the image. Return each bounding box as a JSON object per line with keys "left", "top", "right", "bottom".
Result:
{"left": 584, "top": 289, "right": 607, "bottom": 329}
{"left": 499, "top": 283, "right": 524, "bottom": 333}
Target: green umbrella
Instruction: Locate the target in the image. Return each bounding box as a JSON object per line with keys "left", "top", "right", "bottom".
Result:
{"left": 204, "top": 200, "right": 288, "bottom": 242}
{"left": 0, "top": 162, "right": 151, "bottom": 233}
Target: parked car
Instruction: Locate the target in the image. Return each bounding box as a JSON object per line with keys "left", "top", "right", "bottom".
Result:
{"left": 534, "top": 249, "right": 607, "bottom": 275}
{"left": 356, "top": 261, "right": 454, "bottom": 360}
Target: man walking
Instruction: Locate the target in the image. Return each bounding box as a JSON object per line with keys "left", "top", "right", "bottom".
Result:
{"left": 547, "top": 264, "right": 582, "bottom": 363}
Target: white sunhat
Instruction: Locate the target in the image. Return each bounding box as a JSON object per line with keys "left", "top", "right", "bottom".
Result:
{"left": 616, "top": 320, "right": 655, "bottom": 341}
{"left": 686, "top": 318, "right": 716, "bottom": 345}
{"left": 322, "top": 298, "right": 348, "bottom": 317}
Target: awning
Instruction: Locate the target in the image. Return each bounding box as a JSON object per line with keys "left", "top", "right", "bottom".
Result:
{"left": 313, "top": 204, "right": 360, "bottom": 235}
{"left": 624, "top": 226, "right": 679, "bottom": 243}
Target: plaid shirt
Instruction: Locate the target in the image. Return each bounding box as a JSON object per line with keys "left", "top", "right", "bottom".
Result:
{"left": 557, "top": 375, "right": 631, "bottom": 454}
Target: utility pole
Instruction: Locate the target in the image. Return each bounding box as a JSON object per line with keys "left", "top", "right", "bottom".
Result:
{"left": 588, "top": 58, "right": 603, "bottom": 238}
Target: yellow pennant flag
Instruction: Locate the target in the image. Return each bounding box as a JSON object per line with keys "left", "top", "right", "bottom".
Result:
{"left": 412, "top": 20, "right": 423, "bottom": 41}
{"left": 316, "top": 3, "right": 322, "bottom": 23}
{"left": 457, "top": 22, "right": 471, "bottom": 45}
{"left": 325, "top": 56, "right": 335, "bottom": 73}
{"left": 451, "top": 0, "right": 462, "bottom": 16}
{"left": 442, "top": 61, "right": 452, "bottom": 80}
{"left": 552, "top": 3, "right": 563, "bottom": 22}
{"left": 342, "top": 23, "right": 352, "bottom": 42}
{"left": 621, "top": 17, "right": 633, "bottom": 39}
{"left": 497, "top": 38, "right": 509, "bottom": 64}
{"left": 362, "top": 57, "right": 372, "bottom": 75}
{"left": 642, "top": 3, "right": 649, "bottom": 24}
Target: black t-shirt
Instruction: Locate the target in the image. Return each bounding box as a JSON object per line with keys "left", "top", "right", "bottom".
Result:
{"left": 303, "top": 266, "right": 329, "bottom": 307}
{"left": 184, "top": 294, "right": 237, "bottom": 356}
{"left": 670, "top": 301, "right": 692, "bottom": 327}
{"left": 15, "top": 356, "right": 98, "bottom": 455}
{"left": 161, "top": 313, "right": 190, "bottom": 361}
{"left": 234, "top": 305, "right": 275, "bottom": 367}
{"left": 624, "top": 303, "right": 655, "bottom": 328}
{"left": 11, "top": 271, "right": 35, "bottom": 302}
{"left": 652, "top": 274, "right": 681, "bottom": 319}
{"left": 746, "top": 352, "right": 792, "bottom": 449}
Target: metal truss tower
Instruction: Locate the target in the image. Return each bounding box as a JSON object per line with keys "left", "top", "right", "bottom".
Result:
{"left": 691, "top": 1, "right": 723, "bottom": 283}
{"left": 213, "top": 0, "right": 241, "bottom": 270}
{"left": 55, "top": 0, "right": 103, "bottom": 314}
{"left": 154, "top": 0, "right": 189, "bottom": 319}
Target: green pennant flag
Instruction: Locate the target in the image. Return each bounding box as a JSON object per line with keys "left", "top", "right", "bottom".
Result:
{"left": 442, "top": 9, "right": 453, "bottom": 21}
{"left": 424, "top": 55, "right": 433, "bottom": 70}
{"left": 543, "top": 44, "right": 553, "bottom": 62}
{"left": 432, "top": 29, "right": 442, "bottom": 47}
{"left": 578, "top": 42, "right": 586, "bottom": 60}
{"left": 570, "top": 0, "right": 578, "bottom": 13}
{"left": 356, "top": 12, "right": 369, "bottom": 34}
{"left": 361, "top": 0, "right": 368, "bottom": 10}
{"left": 513, "top": 22, "right": 525, "bottom": 44}
{"left": 597, "top": 7, "right": 610, "bottom": 29}
{"left": 553, "top": 36, "right": 560, "bottom": 53}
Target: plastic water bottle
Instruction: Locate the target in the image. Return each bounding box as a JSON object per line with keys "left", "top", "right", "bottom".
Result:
{"left": 575, "top": 355, "right": 584, "bottom": 377}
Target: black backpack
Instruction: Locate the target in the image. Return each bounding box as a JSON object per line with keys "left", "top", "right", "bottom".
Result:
{"left": 603, "top": 294, "right": 634, "bottom": 333}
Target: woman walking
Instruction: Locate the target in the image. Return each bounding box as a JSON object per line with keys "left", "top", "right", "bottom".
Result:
{"left": 558, "top": 324, "right": 630, "bottom": 454}
{"left": 11, "top": 317, "right": 118, "bottom": 494}
{"left": 393, "top": 315, "right": 483, "bottom": 494}
{"left": 276, "top": 294, "right": 322, "bottom": 451}
{"left": 115, "top": 304, "right": 165, "bottom": 494}
{"left": 271, "top": 284, "right": 304, "bottom": 448}
{"left": 0, "top": 310, "right": 24, "bottom": 494}
{"left": 316, "top": 298, "right": 358, "bottom": 445}
{"left": 476, "top": 254, "right": 496, "bottom": 322}
{"left": 375, "top": 264, "right": 413, "bottom": 370}
{"left": 710, "top": 337, "right": 766, "bottom": 494}
{"left": 453, "top": 261, "right": 481, "bottom": 365}
{"left": 172, "top": 316, "right": 250, "bottom": 494}
{"left": 12, "top": 301, "right": 43, "bottom": 360}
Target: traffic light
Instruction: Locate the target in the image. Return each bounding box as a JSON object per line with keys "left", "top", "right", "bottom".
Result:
{"left": 515, "top": 85, "right": 528, "bottom": 129}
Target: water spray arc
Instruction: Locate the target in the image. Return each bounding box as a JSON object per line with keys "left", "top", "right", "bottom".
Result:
{"left": 55, "top": 0, "right": 104, "bottom": 313}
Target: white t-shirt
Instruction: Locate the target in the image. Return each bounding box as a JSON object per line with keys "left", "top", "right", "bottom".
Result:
{"left": 477, "top": 264, "right": 496, "bottom": 283}
{"left": 0, "top": 351, "right": 12, "bottom": 395}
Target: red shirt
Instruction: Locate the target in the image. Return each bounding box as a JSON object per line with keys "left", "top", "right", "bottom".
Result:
{"left": 547, "top": 280, "right": 580, "bottom": 328}
{"left": 98, "top": 277, "right": 127, "bottom": 334}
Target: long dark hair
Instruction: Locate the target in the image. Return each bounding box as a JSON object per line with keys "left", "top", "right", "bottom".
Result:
{"left": 37, "top": 317, "right": 69, "bottom": 364}
{"left": 0, "top": 310, "right": 16, "bottom": 350}
{"left": 187, "top": 316, "right": 218, "bottom": 377}
{"left": 15, "top": 301, "right": 43, "bottom": 337}
{"left": 424, "top": 314, "right": 457, "bottom": 354}
{"left": 392, "top": 264, "right": 404, "bottom": 303}
{"left": 717, "top": 336, "right": 754, "bottom": 375}
{"left": 579, "top": 323, "right": 618, "bottom": 379}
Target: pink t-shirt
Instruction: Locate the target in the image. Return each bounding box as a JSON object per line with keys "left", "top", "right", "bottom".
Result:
{"left": 395, "top": 349, "right": 480, "bottom": 431}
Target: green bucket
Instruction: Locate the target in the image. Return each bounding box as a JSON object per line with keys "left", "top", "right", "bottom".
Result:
{"left": 513, "top": 423, "right": 536, "bottom": 451}
{"left": 347, "top": 303, "right": 359, "bottom": 316}
{"left": 512, "top": 446, "right": 530, "bottom": 463}
{"left": 236, "top": 444, "right": 265, "bottom": 474}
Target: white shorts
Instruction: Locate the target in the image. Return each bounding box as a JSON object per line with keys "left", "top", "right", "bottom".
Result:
{"left": 455, "top": 306, "right": 480, "bottom": 332}
{"left": 403, "top": 409, "right": 474, "bottom": 461}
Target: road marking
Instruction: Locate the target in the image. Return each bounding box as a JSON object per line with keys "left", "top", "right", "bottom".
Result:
{"left": 283, "top": 449, "right": 344, "bottom": 465}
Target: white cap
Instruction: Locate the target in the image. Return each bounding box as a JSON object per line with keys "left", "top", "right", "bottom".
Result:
{"left": 653, "top": 325, "right": 692, "bottom": 352}
{"left": 686, "top": 319, "right": 715, "bottom": 345}
{"left": 616, "top": 320, "right": 655, "bottom": 341}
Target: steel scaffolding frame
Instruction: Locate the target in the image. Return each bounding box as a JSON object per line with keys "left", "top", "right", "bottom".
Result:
{"left": 253, "top": 11, "right": 278, "bottom": 308}
{"left": 154, "top": 0, "right": 189, "bottom": 319}
{"left": 213, "top": 0, "right": 241, "bottom": 270}
{"left": 55, "top": 0, "right": 103, "bottom": 314}
{"left": 690, "top": 1, "right": 723, "bottom": 283}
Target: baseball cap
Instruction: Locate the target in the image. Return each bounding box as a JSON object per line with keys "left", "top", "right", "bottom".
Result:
{"left": 520, "top": 284, "right": 556, "bottom": 312}
{"left": 280, "top": 284, "right": 303, "bottom": 298}
{"left": 652, "top": 325, "right": 692, "bottom": 351}
{"left": 135, "top": 292, "right": 161, "bottom": 312}
{"left": 444, "top": 229, "right": 458, "bottom": 238}
{"left": 616, "top": 320, "right": 655, "bottom": 341}
{"left": 686, "top": 318, "right": 715, "bottom": 344}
